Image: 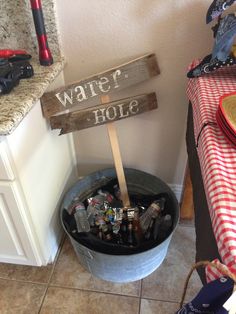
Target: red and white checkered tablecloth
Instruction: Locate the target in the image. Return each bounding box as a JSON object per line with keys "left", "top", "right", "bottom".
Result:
{"left": 187, "top": 61, "right": 236, "bottom": 283}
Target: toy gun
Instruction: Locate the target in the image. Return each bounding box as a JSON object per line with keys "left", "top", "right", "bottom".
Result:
{"left": 0, "top": 54, "right": 34, "bottom": 94}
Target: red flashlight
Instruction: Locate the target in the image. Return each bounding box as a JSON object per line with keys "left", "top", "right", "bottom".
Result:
{"left": 30, "top": 0, "right": 53, "bottom": 66}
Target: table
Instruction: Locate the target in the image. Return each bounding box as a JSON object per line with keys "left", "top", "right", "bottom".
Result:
{"left": 186, "top": 61, "right": 236, "bottom": 283}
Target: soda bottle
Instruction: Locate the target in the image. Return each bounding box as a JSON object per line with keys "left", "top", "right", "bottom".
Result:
{"left": 87, "top": 193, "right": 107, "bottom": 226}
{"left": 74, "top": 205, "right": 90, "bottom": 233}
{"left": 67, "top": 198, "right": 84, "bottom": 215}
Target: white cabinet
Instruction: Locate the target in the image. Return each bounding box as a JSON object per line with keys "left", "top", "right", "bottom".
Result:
{"left": 0, "top": 181, "right": 40, "bottom": 265}
{"left": 0, "top": 140, "right": 15, "bottom": 181}
{"left": 0, "top": 98, "right": 76, "bottom": 266}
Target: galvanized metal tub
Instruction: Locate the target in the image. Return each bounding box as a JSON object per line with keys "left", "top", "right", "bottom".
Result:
{"left": 60, "top": 168, "right": 179, "bottom": 283}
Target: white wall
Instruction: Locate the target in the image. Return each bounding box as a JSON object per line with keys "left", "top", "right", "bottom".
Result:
{"left": 55, "top": 0, "right": 213, "bottom": 187}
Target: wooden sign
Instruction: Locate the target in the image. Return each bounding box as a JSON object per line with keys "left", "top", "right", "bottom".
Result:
{"left": 50, "top": 93, "right": 157, "bottom": 135}
{"left": 41, "top": 54, "right": 160, "bottom": 118}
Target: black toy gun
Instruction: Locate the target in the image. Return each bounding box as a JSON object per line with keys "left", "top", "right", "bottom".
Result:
{"left": 0, "top": 55, "right": 34, "bottom": 94}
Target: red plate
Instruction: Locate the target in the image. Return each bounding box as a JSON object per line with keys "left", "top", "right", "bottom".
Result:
{"left": 217, "top": 109, "right": 236, "bottom": 141}
{"left": 216, "top": 108, "right": 236, "bottom": 147}
{"left": 218, "top": 107, "right": 236, "bottom": 139}
{"left": 219, "top": 92, "right": 236, "bottom": 135}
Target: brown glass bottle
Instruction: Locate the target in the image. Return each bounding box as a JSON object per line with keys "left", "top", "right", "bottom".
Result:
{"left": 120, "top": 210, "right": 129, "bottom": 243}
{"left": 133, "top": 208, "right": 143, "bottom": 245}
{"left": 127, "top": 221, "right": 135, "bottom": 246}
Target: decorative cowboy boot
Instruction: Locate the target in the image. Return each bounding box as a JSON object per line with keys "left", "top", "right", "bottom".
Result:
{"left": 206, "top": 0, "right": 235, "bottom": 23}
{"left": 212, "top": 14, "right": 236, "bottom": 61}
{"left": 187, "top": 53, "right": 236, "bottom": 78}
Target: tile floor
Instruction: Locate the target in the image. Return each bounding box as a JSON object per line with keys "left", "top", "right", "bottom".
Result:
{"left": 0, "top": 224, "right": 202, "bottom": 314}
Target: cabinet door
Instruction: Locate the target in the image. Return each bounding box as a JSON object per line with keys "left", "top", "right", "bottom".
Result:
{"left": 0, "top": 181, "right": 41, "bottom": 265}
{"left": 0, "top": 140, "right": 15, "bottom": 181}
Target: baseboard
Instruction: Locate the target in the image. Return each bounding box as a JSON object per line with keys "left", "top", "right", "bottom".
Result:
{"left": 168, "top": 184, "right": 183, "bottom": 203}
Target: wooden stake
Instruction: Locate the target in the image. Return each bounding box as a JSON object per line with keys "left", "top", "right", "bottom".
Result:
{"left": 101, "top": 95, "right": 130, "bottom": 208}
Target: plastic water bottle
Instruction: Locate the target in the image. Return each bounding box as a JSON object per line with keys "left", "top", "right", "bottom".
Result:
{"left": 74, "top": 203, "right": 90, "bottom": 232}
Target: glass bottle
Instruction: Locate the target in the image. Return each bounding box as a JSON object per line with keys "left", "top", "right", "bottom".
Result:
{"left": 127, "top": 221, "right": 135, "bottom": 246}
{"left": 120, "top": 210, "right": 129, "bottom": 243}
{"left": 144, "top": 218, "right": 155, "bottom": 240}
{"left": 140, "top": 200, "right": 162, "bottom": 233}
{"left": 153, "top": 216, "right": 162, "bottom": 240}
{"left": 158, "top": 214, "right": 172, "bottom": 240}
{"left": 133, "top": 207, "right": 143, "bottom": 245}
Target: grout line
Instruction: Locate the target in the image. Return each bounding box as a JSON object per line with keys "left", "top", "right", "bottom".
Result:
{"left": 0, "top": 277, "right": 47, "bottom": 285}
{"left": 141, "top": 295, "right": 180, "bottom": 304}
{"left": 37, "top": 235, "right": 65, "bottom": 314}
{"left": 178, "top": 220, "right": 195, "bottom": 227}
{"left": 0, "top": 234, "right": 67, "bottom": 286}
{"left": 139, "top": 279, "right": 142, "bottom": 298}
{"left": 47, "top": 283, "right": 141, "bottom": 300}
{"left": 138, "top": 280, "right": 143, "bottom": 314}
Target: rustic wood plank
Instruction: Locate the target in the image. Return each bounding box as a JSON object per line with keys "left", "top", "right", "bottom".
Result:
{"left": 50, "top": 93, "right": 157, "bottom": 135}
{"left": 41, "top": 54, "right": 160, "bottom": 118}
{"left": 101, "top": 95, "right": 130, "bottom": 208}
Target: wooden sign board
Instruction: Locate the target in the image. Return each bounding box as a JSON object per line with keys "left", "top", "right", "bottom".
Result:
{"left": 41, "top": 54, "right": 160, "bottom": 118}
{"left": 50, "top": 93, "right": 157, "bottom": 135}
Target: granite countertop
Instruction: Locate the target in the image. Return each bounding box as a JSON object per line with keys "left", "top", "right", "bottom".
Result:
{"left": 0, "top": 58, "right": 64, "bottom": 136}
{"left": 0, "top": 0, "right": 64, "bottom": 136}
